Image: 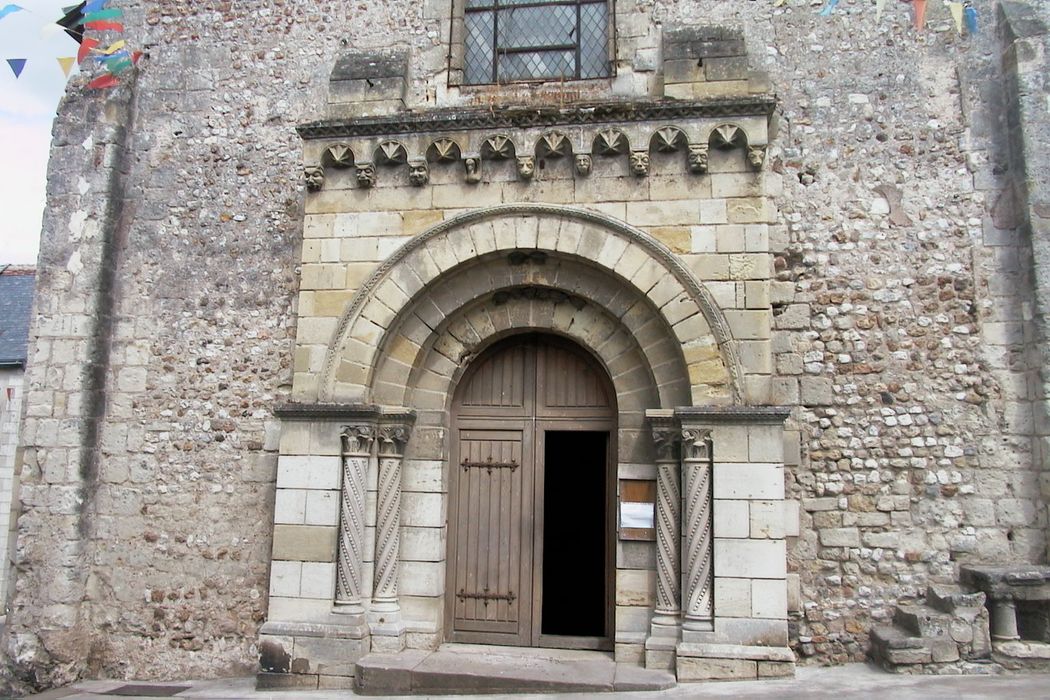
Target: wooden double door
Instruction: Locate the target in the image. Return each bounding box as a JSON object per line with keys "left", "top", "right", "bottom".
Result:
{"left": 446, "top": 334, "right": 616, "bottom": 649}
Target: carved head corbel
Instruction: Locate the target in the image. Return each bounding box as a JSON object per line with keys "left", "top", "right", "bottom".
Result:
{"left": 304, "top": 166, "right": 326, "bottom": 192}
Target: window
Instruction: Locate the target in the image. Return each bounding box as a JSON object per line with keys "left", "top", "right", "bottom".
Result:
{"left": 462, "top": 0, "right": 611, "bottom": 85}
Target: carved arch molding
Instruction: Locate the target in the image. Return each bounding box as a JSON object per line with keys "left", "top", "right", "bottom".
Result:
{"left": 318, "top": 204, "right": 746, "bottom": 406}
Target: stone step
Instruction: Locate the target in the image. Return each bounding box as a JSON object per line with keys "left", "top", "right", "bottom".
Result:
{"left": 927, "top": 583, "right": 986, "bottom": 614}
{"left": 895, "top": 603, "right": 954, "bottom": 639}
{"left": 354, "top": 644, "right": 676, "bottom": 695}
{"left": 870, "top": 626, "right": 932, "bottom": 666}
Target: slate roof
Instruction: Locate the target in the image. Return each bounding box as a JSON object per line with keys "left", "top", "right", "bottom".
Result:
{"left": 0, "top": 266, "right": 36, "bottom": 367}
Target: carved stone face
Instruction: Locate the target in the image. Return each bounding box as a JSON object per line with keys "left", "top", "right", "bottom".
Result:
{"left": 687, "top": 145, "right": 709, "bottom": 174}
{"left": 304, "top": 166, "right": 325, "bottom": 192}
{"left": 574, "top": 154, "right": 592, "bottom": 176}
{"left": 747, "top": 146, "right": 766, "bottom": 170}
{"left": 629, "top": 150, "right": 650, "bottom": 177}
{"left": 463, "top": 157, "right": 481, "bottom": 184}
{"left": 516, "top": 156, "right": 535, "bottom": 180}
{"left": 408, "top": 161, "right": 429, "bottom": 187}
{"left": 356, "top": 162, "right": 376, "bottom": 188}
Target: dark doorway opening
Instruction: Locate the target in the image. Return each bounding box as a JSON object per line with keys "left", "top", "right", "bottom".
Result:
{"left": 541, "top": 430, "right": 608, "bottom": 637}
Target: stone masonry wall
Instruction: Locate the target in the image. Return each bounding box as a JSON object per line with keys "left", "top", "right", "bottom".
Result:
{"left": 5, "top": 0, "right": 1047, "bottom": 690}
{"left": 0, "top": 369, "right": 24, "bottom": 609}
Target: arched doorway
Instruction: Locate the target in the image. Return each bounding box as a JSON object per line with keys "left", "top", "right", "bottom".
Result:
{"left": 445, "top": 333, "right": 617, "bottom": 650}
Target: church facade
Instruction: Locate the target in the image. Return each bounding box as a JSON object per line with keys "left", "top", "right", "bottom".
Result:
{"left": 4, "top": 0, "right": 1050, "bottom": 693}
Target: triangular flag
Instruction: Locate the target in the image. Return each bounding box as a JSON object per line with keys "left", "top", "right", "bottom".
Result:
{"left": 83, "top": 8, "right": 121, "bottom": 22}
{"left": 58, "top": 2, "right": 86, "bottom": 44}
{"left": 875, "top": 0, "right": 888, "bottom": 22}
{"left": 0, "top": 4, "right": 23, "bottom": 21}
{"left": 914, "top": 0, "right": 928, "bottom": 30}
{"left": 86, "top": 72, "right": 118, "bottom": 89}
{"left": 6, "top": 58, "right": 26, "bottom": 78}
{"left": 947, "top": 1, "right": 964, "bottom": 34}
{"left": 98, "top": 39, "right": 125, "bottom": 54}
{"left": 964, "top": 3, "right": 978, "bottom": 35}
{"left": 819, "top": 0, "right": 839, "bottom": 16}
{"left": 57, "top": 57, "right": 75, "bottom": 76}
{"left": 84, "top": 20, "right": 122, "bottom": 31}
{"left": 77, "top": 37, "right": 98, "bottom": 63}
{"left": 82, "top": 0, "right": 108, "bottom": 12}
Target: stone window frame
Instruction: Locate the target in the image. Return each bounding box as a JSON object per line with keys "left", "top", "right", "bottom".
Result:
{"left": 447, "top": 0, "right": 617, "bottom": 88}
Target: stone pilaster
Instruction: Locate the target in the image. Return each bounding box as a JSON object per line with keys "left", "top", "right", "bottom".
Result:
{"left": 369, "top": 411, "right": 415, "bottom": 651}
{"left": 334, "top": 424, "right": 376, "bottom": 616}
{"left": 680, "top": 427, "right": 714, "bottom": 630}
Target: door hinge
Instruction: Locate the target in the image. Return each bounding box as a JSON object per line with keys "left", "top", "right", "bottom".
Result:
{"left": 457, "top": 588, "right": 516, "bottom": 605}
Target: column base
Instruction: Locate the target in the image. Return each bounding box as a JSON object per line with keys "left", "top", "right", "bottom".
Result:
{"left": 644, "top": 636, "right": 678, "bottom": 671}
{"left": 257, "top": 620, "right": 371, "bottom": 689}
{"left": 369, "top": 601, "right": 407, "bottom": 652}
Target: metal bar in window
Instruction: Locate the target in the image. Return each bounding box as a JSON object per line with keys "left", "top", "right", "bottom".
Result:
{"left": 574, "top": 1, "right": 581, "bottom": 79}
{"left": 497, "top": 44, "right": 577, "bottom": 54}
{"left": 491, "top": 8, "right": 500, "bottom": 82}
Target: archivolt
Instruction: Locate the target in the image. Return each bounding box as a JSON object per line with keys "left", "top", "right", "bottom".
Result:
{"left": 318, "top": 203, "right": 744, "bottom": 405}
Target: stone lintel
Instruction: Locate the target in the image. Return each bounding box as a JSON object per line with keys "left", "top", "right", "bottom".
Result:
{"left": 260, "top": 620, "right": 369, "bottom": 640}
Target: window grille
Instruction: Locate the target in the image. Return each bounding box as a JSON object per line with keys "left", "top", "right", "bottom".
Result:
{"left": 463, "top": 0, "right": 611, "bottom": 85}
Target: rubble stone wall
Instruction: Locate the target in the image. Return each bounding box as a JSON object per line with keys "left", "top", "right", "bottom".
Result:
{"left": 5, "top": 0, "right": 1048, "bottom": 690}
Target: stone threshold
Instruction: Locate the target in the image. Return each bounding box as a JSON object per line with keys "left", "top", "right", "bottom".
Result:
{"left": 354, "top": 643, "right": 676, "bottom": 695}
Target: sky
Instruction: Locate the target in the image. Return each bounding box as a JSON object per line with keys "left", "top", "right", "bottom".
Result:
{"left": 0, "top": 0, "right": 80, "bottom": 265}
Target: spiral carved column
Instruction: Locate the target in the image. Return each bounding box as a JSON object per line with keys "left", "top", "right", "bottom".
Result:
{"left": 681, "top": 427, "right": 714, "bottom": 630}
{"left": 334, "top": 424, "right": 375, "bottom": 615}
{"left": 650, "top": 418, "right": 682, "bottom": 635}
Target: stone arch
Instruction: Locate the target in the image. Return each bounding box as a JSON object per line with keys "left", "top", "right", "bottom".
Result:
{"left": 319, "top": 204, "right": 744, "bottom": 405}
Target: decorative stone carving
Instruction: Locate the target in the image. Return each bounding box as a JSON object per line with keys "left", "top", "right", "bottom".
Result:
{"left": 650, "top": 417, "right": 682, "bottom": 633}
{"left": 680, "top": 427, "right": 713, "bottom": 629}
{"left": 516, "top": 156, "right": 535, "bottom": 180}
{"left": 482, "top": 134, "right": 515, "bottom": 160}
{"left": 747, "top": 145, "right": 767, "bottom": 170}
{"left": 335, "top": 424, "right": 375, "bottom": 613}
{"left": 463, "top": 156, "right": 482, "bottom": 184}
{"left": 594, "top": 128, "right": 628, "bottom": 156}
{"left": 324, "top": 143, "right": 355, "bottom": 168}
{"left": 376, "top": 140, "right": 408, "bottom": 166}
{"left": 304, "top": 166, "right": 326, "bottom": 192}
{"left": 371, "top": 418, "right": 414, "bottom": 646}
{"left": 687, "top": 144, "right": 710, "bottom": 174}
{"left": 574, "top": 154, "right": 593, "bottom": 176}
{"left": 356, "top": 162, "right": 376, "bottom": 188}
{"left": 427, "top": 138, "right": 461, "bottom": 163}
{"left": 408, "top": 160, "right": 429, "bottom": 187}
{"left": 652, "top": 126, "right": 685, "bottom": 153}
{"left": 537, "top": 131, "right": 570, "bottom": 159}
{"left": 629, "top": 150, "right": 651, "bottom": 177}
{"left": 712, "top": 123, "right": 743, "bottom": 149}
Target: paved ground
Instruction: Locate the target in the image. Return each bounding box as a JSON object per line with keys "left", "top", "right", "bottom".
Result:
{"left": 24, "top": 663, "right": 1050, "bottom": 699}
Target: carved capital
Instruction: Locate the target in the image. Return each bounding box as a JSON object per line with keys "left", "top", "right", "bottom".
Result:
{"left": 341, "top": 424, "right": 376, "bottom": 456}
{"left": 680, "top": 428, "right": 711, "bottom": 462}
{"left": 650, "top": 422, "right": 681, "bottom": 463}
{"left": 378, "top": 424, "right": 411, "bottom": 458}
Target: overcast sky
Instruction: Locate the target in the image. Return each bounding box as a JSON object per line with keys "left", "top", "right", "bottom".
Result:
{"left": 0, "top": 0, "right": 79, "bottom": 265}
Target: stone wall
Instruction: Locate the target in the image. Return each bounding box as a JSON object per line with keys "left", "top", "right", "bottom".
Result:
{"left": 0, "top": 369, "right": 23, "bottom": 610}
{"left": 5, "top": 0, "right": 1049, "bottom": 690}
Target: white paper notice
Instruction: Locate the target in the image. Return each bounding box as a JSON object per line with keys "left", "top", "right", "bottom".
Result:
{"left": 620, "top": 501, "right": 655, "bottom": 529}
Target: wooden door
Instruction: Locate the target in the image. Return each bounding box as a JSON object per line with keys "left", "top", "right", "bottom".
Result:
{"left": 447, "top": 334, "right": 615, "bottom": 648}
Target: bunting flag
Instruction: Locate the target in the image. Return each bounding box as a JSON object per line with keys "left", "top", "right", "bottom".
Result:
{"left": 57, "top": 56, "right": 76, "bottom": 76}
{"left": 914, "top": 0, "right": 927, "bottom": 29}
{"left": 82, "top": 8, "right": 121, "bottom": 22}
{"left": 86, "top": 72, "right": 118, "bottom": 89}
{"left": 875, "top": 0, "right": 888, "bottom": 22}
{"left": 6, "top": 57, "right": 26, "bottom": 78}
{"left": 58, "top": 3, "right": 87, "bottom": 43}
{"left": 77, "top": 36, "right": 98, "bottom": 63}
{"left": 0, "top": 4, "right": 23, "bottom": 21}
{"left": 818, "top": 0, "right": 839, "bottom": 17}
{"left": 84, "top": 20, "right": 122, "bottom": 31}
{"left": 947, "top": 1, "right": 964, "bottom": 33}
{"left": 98, "top": 39, "right": 125, "bottom": 54}
{"left": 964, "top": 2, "right": 978, "bottom": 34}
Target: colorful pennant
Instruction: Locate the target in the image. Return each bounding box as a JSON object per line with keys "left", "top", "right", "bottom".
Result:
{"left": 57, "top": 56, "right": 76, "bottom": 76}
{"left": 6, "top": 57, "right": 26, "bottom": 78}
{"left": 964, "top": 2, "right": 978, "bottom": 35}
{"left": 913, "top": 0, "right": 927, "bottom": 29}
{"left": 77, "top": 37, "right": 98, "bottom": 63}
{"left": 818, "top": 0, "right": 840, "bottom": 17}
{"left": 86, "top": 72, "right": 118, "bottom": 89}
{"left": 947, "top": 1, "right": 964, "bottom": 33}
{"left": 0, "top": 4, "right": 22, "bottom": 21}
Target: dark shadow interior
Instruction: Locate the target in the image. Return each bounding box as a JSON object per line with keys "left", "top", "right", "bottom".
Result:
{"left": 541, "top": 430, "right": 607, "bottom": 637}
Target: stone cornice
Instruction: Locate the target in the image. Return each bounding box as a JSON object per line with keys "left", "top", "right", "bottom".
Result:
{"left": 297, "top": 96, "right": 777, "bottom": 140}
{"left": 273, "top": 402, "right": 379, "bottom": 420}
{"left": 675, "top": 405, "right": 793, "bottom": 424}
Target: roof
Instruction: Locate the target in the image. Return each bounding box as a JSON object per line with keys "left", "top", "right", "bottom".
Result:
{"left": 0, "top": 265, "right": 36, "bottom": 367}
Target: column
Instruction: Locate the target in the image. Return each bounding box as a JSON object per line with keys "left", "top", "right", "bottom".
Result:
{"left": 681, "top": 427, "right": 714, "bottom": 630}
{"left": 650, "top": 417, "right": 682, "bottom": 634}
{"left": 334, "top": 423, "right": 376, "bottom": 616}
{"left": 991, "top": 598, "right": 1020, "bottom": 641}
{"left": 369, "top": 416, "right": 413, "bottom": 650}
